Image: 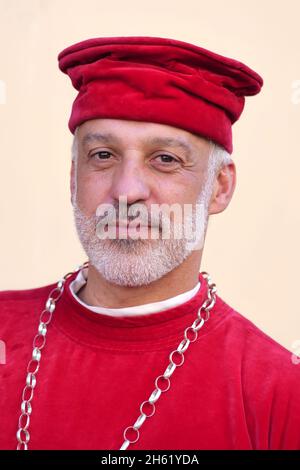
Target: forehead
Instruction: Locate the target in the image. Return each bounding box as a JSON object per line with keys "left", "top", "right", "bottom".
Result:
{"left": 77, "top": 118, "right": 210, "bottom": 154}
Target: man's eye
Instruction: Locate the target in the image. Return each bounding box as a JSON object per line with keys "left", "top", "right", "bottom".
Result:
{"left": 89, "top": 152, "right": 178, "bottom": 164}
{"left": 155, "top": 154, "right": 179, "bottom": 164}
{"left": 91, "top": 151, "right": 112, "bottom": 160}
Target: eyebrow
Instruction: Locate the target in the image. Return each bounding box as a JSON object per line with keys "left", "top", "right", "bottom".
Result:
{"left": 82, "top": 132, "right": 119, "bottom": 148}
{"left": 81, "top": 132, "right": 194, "bottom": 157}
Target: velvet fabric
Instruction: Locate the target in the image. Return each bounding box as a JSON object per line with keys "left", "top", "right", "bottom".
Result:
{"left": 58, "top": 36, "right": 263, "bottom": 153}
{"left": 1, "top": 270, "right": 299, "bottom": 450}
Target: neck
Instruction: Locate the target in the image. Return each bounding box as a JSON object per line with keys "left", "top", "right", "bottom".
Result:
{"left": 77, "top": 251, "right": 203, "bottom": 308}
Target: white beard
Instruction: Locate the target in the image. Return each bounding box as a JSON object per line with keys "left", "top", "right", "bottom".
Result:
{"left": 72, "top": 187, "right": 211, "bottom": 287}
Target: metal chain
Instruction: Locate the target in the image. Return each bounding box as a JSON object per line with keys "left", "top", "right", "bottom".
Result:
{"left": 119, "top": 271, "right": 217, "bottom": 450}
{"left": 16, "top": 264, "right": 216, "bottom": 450}
{"left": 16, "top": 261, "right": 89, "bottom": 450}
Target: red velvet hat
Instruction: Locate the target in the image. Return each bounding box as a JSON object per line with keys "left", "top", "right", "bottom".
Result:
{"left": 58, "top": 36, "right": 263, "bottom": 153}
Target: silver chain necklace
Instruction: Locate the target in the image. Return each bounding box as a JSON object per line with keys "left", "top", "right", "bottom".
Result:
{"left": 16, "top": 261, "right": 217, "bottom": 450}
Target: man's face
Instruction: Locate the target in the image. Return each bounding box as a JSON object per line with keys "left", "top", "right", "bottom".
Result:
{"left": 71, "top": 118, "right": 214, "bottom": 287}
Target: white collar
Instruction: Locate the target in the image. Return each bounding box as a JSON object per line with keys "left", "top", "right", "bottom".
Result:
{"left": 69, "top": 267, "right": 201, "bottom": 317}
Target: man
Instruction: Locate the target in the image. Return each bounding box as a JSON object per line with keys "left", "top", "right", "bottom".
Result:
{"left": 0, "top": 36, "right": 299, "bottom": 451}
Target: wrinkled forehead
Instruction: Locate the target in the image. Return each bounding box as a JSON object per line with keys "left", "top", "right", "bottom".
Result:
{"left": 76, "top": 118, "right": 212, "bottom": 155}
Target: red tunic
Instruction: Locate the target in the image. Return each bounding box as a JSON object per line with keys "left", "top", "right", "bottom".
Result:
{"left": 0, "top": 270, "right": 299, "bottom": 450}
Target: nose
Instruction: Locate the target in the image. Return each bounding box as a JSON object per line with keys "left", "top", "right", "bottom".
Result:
{"left": 110, "top": 159, "right": 151, "bottom": 206}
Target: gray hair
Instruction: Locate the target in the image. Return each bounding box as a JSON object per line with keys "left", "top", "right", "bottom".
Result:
{"left": 202, "top": 140, "right": 233, "bottom": 204}
{"left": 208, "top": 141, "right": 233, "bottom": 175}
{"left": 71, "top": 127, "right": 79, "bottom": 165}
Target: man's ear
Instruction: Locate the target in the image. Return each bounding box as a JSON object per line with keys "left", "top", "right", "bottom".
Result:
{"left": 208, "top": 162, "right": 236, "bottom": 215}
{"left": 70, "top": 160, "right": 76, "bottom": 206}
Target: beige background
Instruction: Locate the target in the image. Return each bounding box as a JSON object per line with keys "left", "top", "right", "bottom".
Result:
{"left": 0, "top": 0, "right": 299, "bottom": 354}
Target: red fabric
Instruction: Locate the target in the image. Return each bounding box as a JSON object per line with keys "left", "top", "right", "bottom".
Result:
{"left": 0, "top": 270, "right": 299, "bottom": 450}
{"left": 57, "top": 36, "right": 263, "bottom": 153}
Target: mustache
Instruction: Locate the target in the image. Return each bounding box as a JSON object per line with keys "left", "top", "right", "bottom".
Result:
{"left": 95, "top": 207, "right": 162, "bottom": 228}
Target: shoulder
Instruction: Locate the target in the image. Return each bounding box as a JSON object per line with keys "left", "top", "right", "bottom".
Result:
{"left": 219, "top": 297, "right": 300, "bottom": 449}
{"left": 0, "top": 279, "right": 64, "bottom": 365}
{"left": 0, "top": 284, "right": 55, "bottom": 302}
{"left": 214, "top": 295, "right": 300, "bottom": 449}
{"left": 0, "top": 281, "right": 58, "bottom": 330}
{"left": 0, "top": 281, "right": 57, "bottom": 308}
{"left": 216, "top": 295, "right": 300, "bottom": 389}
{"left": 217, "top": 295, "right": 294, "bottom": 357}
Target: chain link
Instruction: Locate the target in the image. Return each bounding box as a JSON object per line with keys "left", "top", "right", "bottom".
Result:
{"left": 16, "top": 263, "right": 216, "bottom": 451}
{"left": 16, "top": 261, "right": 89, "bottom": 450}
{"left": 119, "top": 272, "right": 217, "bottom": 450}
